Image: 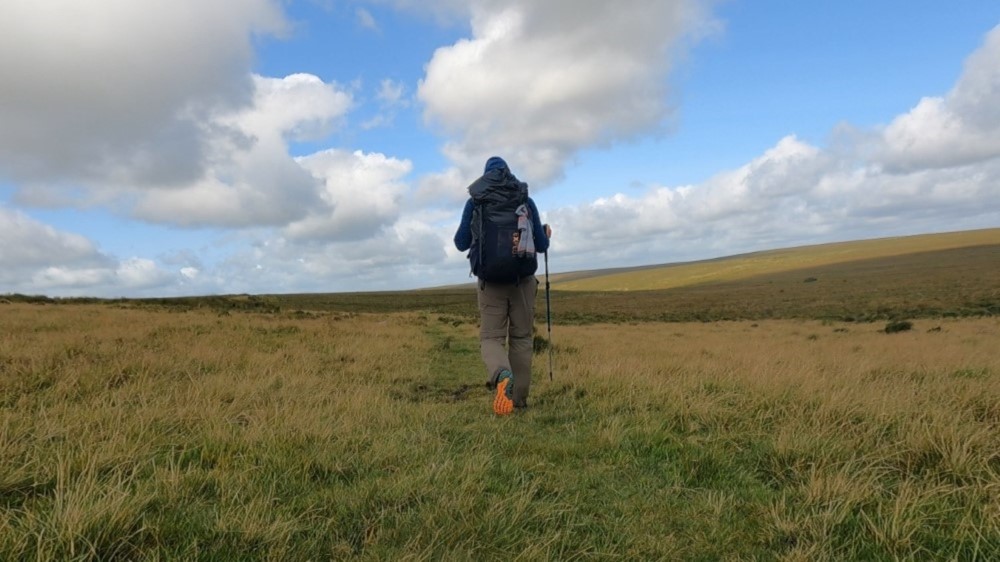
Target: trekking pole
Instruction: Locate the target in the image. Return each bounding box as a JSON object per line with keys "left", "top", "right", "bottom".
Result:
{"left": 544, "top": 249, "right": 553, "bottom": 381}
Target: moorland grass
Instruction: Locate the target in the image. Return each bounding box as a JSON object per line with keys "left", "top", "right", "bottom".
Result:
{"left": 556, "top": 228, "right": 1000, "bottom": 291}
{"left": 1, "top": 303, "right": 998, "bottom": 560}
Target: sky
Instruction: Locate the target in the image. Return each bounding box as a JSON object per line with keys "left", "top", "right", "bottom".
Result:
{"left": 2, "top": 0, "right": 1000, "bottom": 297}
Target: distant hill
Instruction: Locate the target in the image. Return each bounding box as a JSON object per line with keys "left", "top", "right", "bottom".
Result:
{"left": 554, "top": 228, "right": 1000, "bottom": 291}
{"left": 115, "top": 227, "right": 999, "bottom": 323}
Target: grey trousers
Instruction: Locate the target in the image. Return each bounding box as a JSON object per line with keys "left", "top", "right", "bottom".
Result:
{"left": 477, "top": 277, "right": 537, "bottom": 405}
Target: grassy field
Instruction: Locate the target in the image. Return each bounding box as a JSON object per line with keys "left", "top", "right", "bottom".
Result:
{"left": 555, "top": 228, "right": 1000, "bottom": 292}
{"left": 1, "top": 301, "right": 998, "bottom": 560}
{"left": 2, "top": 229, "right": 1000, "bottom": 560}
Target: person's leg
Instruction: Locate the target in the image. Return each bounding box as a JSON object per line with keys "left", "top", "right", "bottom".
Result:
{"left": 478, "top": 281, "right": 511, "bottom": 386}
{"left": 507, "top": 277, "right": 537, "bottom": 407}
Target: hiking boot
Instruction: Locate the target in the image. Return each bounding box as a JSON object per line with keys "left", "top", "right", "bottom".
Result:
{"left": 493, "top": 369, "right": 514, "bottom": 416}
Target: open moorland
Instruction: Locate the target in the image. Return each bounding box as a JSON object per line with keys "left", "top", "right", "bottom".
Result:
{"left": 2, "top": 230, "right": 999, "bottom": 560}
{"left": 555, "top": 228, "right": 1000, "bottom": 291}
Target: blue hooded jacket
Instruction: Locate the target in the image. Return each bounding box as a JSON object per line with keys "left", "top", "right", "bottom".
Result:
{"left": 454, "top": 157, "right": 549, "bottom": 256}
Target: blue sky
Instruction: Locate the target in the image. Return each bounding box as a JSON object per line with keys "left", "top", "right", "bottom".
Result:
{"left": 2, "top": 1, "right": 999, "bottom": 297}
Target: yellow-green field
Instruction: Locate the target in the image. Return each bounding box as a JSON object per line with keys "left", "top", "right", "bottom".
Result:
{"left": 2, "top": 299, "right": 998, "bottom": 560}
{"left": 556, "top": 228, "right": 1000, "bottom": 291}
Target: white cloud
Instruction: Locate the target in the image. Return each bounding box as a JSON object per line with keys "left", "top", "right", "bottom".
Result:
{"left": 0, "top": 206, "right": 109, "bottom": 271}
{"left": 0, "top": 206, "right": 180, "bottom": 296}
{"left": 31, "top": 267, "right": 115, "bottom": 292}
{"left": 544, "top": 136, "right": 830, "bottom": 262}
{"left": 362, "top": 79, "right": 410, "bottom": 130}
{"left": 129, "top": 150, "right": 321, "bottom": 228}
{"left": 1, "top": 4, "right": 360, "bottom": 232}
{"left": 877, "top": 25, "right": 1000, "bottom": 172}
{"left": 129, "top": 73, "right": 354, "bottom": 228}
{"left": 1, "top": 3, "right": 353, "bottom": 231}
{"left": 951, "top": 25, "right": 1000, "bottom": 130}
{"left": 234, "top": 74, "right": 353, "bottom": 141}
{"left": 7, "top": 72, "right": 355, "bottom": 230}
{"left": 377, "top": 79, "right": 407, "bottom": 105}
{"left": 287, "top": 150, "right": 412, "bottom": 241}
{"left": 417, "top": 0, "right": 716, "bottom": 185}
{"left": 170, "top": 198, "right": 475, "bottom": 295}
{"left": 415, "top": 167, "right": 468, "bottom": 204}
{"left": 116, "top": 258, "right": 173, "bottom": 289}
{"left": 0, "top": 0, "right": 288, "bottom": 187}
{"left": 547, "top": 138, "right": 1000, "bottom": 275}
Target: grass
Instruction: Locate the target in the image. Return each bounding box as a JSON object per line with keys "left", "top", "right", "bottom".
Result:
{"left": 1, "top": 301, "right": 998, "bottom": 560}
{"left": 556, "top": 228, "right": 1000, "bottom": 291}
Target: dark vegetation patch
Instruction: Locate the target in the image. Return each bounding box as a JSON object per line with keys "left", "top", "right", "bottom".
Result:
{"left": 533, "top": 335, "right": 550, "bottom": 353}
{"left": 389, "top": 382, "right": 476, "bottom": 403}
{"left": 884, "top": 320, "right": 914, "bottom": 333}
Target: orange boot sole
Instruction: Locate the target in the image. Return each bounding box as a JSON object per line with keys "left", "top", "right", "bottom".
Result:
{"left": 493, "top": 378, "right": 514, "bottom": 416}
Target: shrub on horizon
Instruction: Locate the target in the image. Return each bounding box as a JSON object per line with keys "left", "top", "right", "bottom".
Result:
{"left": 884, "top": 319, "right": 913, "bottom": 333}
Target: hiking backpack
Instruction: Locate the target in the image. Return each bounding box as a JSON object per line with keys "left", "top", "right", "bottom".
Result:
{"left": 469, "top": 180, "right": 538, "bottom": 283}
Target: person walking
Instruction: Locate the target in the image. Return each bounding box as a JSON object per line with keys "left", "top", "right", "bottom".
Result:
{"left": 454, "top": 156, "right": 551, "bottom": 416}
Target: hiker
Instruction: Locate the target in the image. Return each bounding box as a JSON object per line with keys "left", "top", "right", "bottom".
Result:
{"left": 454, "top": 156, "right": 551, "bottom": 415}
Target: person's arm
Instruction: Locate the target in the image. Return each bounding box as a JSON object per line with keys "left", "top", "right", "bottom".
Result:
{"left": 527, "top": 198, "right": 549, "bottom": 253}
{"left": 454, "top": 199, "right": 475, "bottom": 251}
